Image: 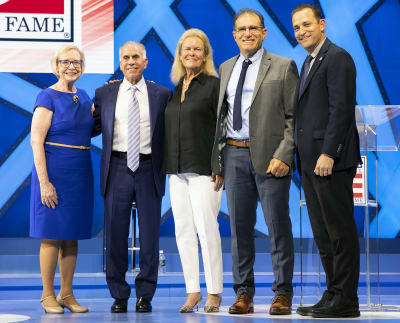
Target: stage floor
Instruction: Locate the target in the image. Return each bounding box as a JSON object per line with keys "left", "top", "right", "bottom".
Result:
{"left": 2, "top": 296, "right": 400, "bottom": 322}
{"left": 1, "top": 260, "right": 400, "bottom": 322}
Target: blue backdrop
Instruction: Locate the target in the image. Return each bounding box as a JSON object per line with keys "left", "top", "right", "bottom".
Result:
{"left": 0, "top": 0, "right": 399, "bottom": 240}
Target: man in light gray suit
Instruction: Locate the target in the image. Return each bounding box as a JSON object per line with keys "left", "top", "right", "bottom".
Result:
{"left": 211, "top": 8, "right": 298, "bottom": 315}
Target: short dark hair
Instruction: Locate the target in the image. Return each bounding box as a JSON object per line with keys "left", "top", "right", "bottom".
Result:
{"left": 233, "top": 8, "right": 265, "bottom": 29}
{"left": 291, "top": 3, "right": 322, "bottom": 21}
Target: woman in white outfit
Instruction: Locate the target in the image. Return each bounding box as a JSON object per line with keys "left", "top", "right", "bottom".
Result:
{"left": 163, "top": 28, "right": 224, "bottom": 313}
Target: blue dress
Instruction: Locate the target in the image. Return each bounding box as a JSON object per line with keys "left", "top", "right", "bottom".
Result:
{"left": 30, "top": 88, "right": 94, "bottom": 240}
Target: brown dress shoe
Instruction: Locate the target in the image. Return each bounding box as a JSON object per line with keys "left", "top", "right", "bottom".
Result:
{"left": 269, "top": 295, "right": 292, "bottom": 315}
{"left": 229, "top": 293, "right": 254, "bottom": 314}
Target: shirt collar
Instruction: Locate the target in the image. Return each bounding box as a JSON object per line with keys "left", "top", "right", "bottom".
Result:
{"left": 193, "top": 72, "right": 207, "bottom": 85}
{"left": 122, "top": 76, "right": 145, "bottom": 92}
{"left": 310, "top": 37, "right": 326, "bottom": 59}
{"left": 179, "top": 72, "right": 207, "bottom": 87}
{"left": 238, "top": 47, "right": 263, "bottom": 64}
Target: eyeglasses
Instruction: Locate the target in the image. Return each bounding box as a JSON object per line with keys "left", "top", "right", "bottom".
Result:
{"left": 235, "top": 25, "right": 264, "bottom": 35}
{"left": 58, "top": 60, "right": 82, "bottom": 68}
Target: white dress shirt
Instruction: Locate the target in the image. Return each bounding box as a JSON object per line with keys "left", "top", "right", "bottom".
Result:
{"left": 226, "top": 47, "right": 263, "bottom": 140}
{"left": 307, "top": 37, "right": 326, "bottom": 75}
{"left": 112, "top": 77, "right": 151, "bottom": 154}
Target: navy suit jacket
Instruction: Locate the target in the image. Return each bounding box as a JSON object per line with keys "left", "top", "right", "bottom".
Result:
{"left": 295, "top": 38, "right": 361, "bottom": 174}
{"left": 92, "top": 79, "right": 172, "bottom": 197}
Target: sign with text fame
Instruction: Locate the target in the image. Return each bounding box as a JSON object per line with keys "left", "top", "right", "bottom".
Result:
{"left": 0, "top": 0, "right": 114, "bottom": 73}
{"left": 0, "top": 0, "right": 75, "bottom": 41}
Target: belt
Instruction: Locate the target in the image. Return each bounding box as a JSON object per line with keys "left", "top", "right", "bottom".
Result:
{"left": 45, "top": 141, "right": 91, "bottom": 150}
{"left": 226, "top": 139, "right": 250, "bottom": 148}
{"left": 112, "top": 151, "right": 152, "bottom": 162}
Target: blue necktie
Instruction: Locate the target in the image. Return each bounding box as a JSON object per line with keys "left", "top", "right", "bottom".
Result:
{"left": 233, "top": 59, "right": 252, "bottom": 131}
{"left": 127, "top": 86, "right": 140, "bottom": 172}
{"left": 298, "top": 55, "right": 312, "bottom": 99}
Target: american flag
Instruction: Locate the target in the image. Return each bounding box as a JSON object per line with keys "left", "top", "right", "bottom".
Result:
{"left": 353, "top": 156, "right": 367, "bottom": 206}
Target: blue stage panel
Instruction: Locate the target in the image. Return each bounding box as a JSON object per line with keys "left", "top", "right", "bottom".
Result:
{"left": 0, "top": 182, "right": 31, "bottom": 237}
{"left": 91, "top": 150, "right": 104, "bottom": 238}
{"left": 360, "top": 0, "right": 400, "bottom": 105}
{"left": 172, "top": 0, "right": 238, "bottom": 67}
{"left": 0, "top": 101, "right": 31, "bottom": 163}
{"left": 142, "top": 29, "right": 175, "bottom": 90}
{"left": 258, "top": 0, "right": 320, "bottom": 47}
{"left": 114, "top": 0, "right": 136, "bottom": 30}
{"left": 0, "top": 0, "right": 399, "bottom": 243}
{"left": 14, "top": 73, "right": 57, "bottom": 90}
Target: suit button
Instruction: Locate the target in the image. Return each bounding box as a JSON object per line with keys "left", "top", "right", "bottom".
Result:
{"left": 299, "top": 128, "right": 303, "bottom": 133}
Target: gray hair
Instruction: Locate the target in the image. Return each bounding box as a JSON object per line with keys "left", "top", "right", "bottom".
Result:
{"left": 119, "top": 41, "right": 147, "bottom": 60}
{"left": 233, "top": 8, "right": 265, "bottom": 29}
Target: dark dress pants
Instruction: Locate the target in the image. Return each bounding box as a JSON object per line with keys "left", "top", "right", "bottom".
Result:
{"left": 224, "top": 145, "right": 294, "bottom": 298}
{"left": 302, "top": 167, "right": 360, "bottom": 302}
{"left": 105, "top": 156, "right": 161, "bottom": 301}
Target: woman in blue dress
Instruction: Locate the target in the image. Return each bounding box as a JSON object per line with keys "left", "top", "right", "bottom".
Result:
{"left": 30, "top": 45, "right": 94, "bottom": 314}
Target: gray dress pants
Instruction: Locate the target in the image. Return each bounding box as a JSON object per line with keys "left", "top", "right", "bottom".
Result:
{"left": 224, "top": 145, "right": 294, "bottom": 298}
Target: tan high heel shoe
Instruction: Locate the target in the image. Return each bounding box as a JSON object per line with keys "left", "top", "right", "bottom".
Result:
{"left": 179, "top": 295, "right": 202, "bottom": 313}
{"left": 204, "top": 294, "right": 222, "bottom": 313}
{"left": 40, "top": 295, "right": 64, "bottom": 314}
{"left": 56, "top": 294, "right": 89, "bottom": 313}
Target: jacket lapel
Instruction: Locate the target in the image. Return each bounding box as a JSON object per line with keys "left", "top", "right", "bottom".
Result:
{"left": 146, "top": 80, "right": 157, "bottom": 140}
{"left": 251, "top": 49, "right": 271, "bottom": 105}
{"left": 298, "top": 38, "right": 331, "bottom": 100}
{"left": 105, "top": 81, "right": 121, "bottom": 142}
{"left": 217, "top": 56, "right": 238, "bottom": 115}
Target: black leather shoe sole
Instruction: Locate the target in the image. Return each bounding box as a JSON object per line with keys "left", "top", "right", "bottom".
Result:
{"left": 296, "top": 307, "right": 314, "bottom": 316}
{"left": 111, "top": 307, "right": 127, "bottom": 313}
{"left": 312, "top": 309, "right": 360, "bottom": 318}
{"left": 136, "top": 297, "right": 152, "bottom": 312}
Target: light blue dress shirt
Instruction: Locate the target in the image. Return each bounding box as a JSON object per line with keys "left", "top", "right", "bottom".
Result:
{"left": 226, "top": 47, "right": 263, "bottom": 140}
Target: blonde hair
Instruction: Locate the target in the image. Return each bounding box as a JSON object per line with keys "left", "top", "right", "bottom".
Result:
{"left": 170, "top": 28, "right": 217, "bottom": 84}
{"left": 51, "top": 44, "right": 85, "bottom": 78}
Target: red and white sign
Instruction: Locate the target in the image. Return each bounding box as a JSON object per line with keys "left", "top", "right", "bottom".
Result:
{"left": 0, "top": 0, "right": 75, "bottom": 41}
{"left": 353, "top": 156, "right": 367, "bottom": 206}
{"left": 0, "top": 0, "right": 113, "bottom": 73}
{"left": 0, "top": 0, "right": 64, "bottom": 14}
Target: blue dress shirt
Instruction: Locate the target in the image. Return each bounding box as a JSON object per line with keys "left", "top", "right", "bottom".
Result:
{"left": 226, "top": 47, "right": 263, "bottom": 140}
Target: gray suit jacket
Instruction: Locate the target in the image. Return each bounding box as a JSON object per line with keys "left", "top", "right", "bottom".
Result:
{"left": 211, "top": 48, "right": 299, "bottom": 176}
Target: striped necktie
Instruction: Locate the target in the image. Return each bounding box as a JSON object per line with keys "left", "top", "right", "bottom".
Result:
{"left": 127, "top": 85, "right": 140, "bottom": 172}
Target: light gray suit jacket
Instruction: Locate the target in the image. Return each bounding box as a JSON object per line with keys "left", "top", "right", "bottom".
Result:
{"left": 211, "top": 48, "right": 299, "bottom": 176}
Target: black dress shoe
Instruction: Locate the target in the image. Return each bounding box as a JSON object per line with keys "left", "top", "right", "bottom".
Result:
{"left": 136, "top": 297, "right": 152, "bottom": 312}
{"left": 296, "top": 290, "right": 333, "bottom": 316}
{"left": 111, "top": 299, "right": 127, "bottom": 313}
{"left": 311, "top": 295, "right": 360, "bottom": 318}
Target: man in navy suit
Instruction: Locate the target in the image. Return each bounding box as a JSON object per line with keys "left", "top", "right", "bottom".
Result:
{"left": 292, "top": 4, "right": 361, "bottom": 318}
{"left": 93, "top": 41, "right": 172, "bottom": 313}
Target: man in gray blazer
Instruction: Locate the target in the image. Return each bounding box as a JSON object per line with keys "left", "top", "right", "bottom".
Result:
{"left": 211, "top": 8, "right": 298, "bottom": 315}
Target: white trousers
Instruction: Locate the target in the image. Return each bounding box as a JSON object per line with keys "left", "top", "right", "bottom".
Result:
{"left": 169, "top": 173, "right": 223, "bottom": 294}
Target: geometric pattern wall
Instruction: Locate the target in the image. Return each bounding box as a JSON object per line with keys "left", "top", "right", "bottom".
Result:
{"left": 0, "top": 0, "right": 399, "bottom": 238}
